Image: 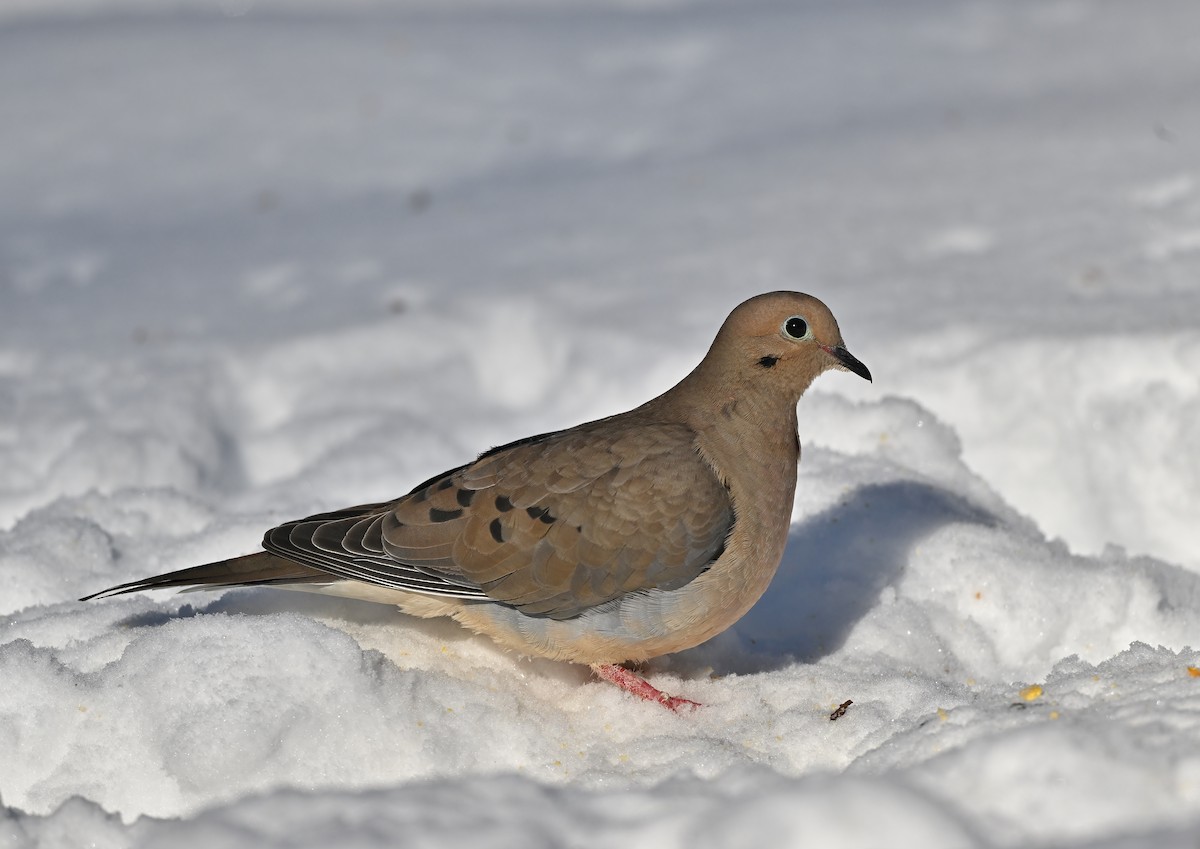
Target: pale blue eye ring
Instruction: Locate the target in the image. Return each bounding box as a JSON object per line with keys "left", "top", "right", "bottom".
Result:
{"left": 782, "top": 316, "right": 809, "bottom": 340}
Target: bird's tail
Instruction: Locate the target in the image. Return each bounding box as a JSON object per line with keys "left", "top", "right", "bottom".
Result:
{"left": 79, "top": 551, "right": 331, "bottom": 601}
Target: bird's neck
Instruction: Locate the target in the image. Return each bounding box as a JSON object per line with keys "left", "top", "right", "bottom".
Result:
{"left": 693, "top": 393, "right": 800, "bottom": 490}
{"left": 644, "top": 373, "right": 802, "bottom": 516}
{"left": 684, "top": 389, "right": 799, "bottom": 599}
{"left": 657, "top": 361, "right": 803, "bottom": 451}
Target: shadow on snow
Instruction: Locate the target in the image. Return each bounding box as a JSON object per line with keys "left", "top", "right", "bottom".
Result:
{"left": 670, "top": 479, "right": 996, "bottom": 677}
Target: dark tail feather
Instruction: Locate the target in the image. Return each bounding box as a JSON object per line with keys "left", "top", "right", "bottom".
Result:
{"left": 79, "top": 551, "right": 332, "bottom": 601}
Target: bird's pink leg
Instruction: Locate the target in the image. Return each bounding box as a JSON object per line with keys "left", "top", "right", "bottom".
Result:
{"left": 590, "top": 663, "right": 701, "bottom": 712}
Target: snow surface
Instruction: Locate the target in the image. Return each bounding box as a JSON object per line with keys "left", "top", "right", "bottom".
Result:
{"left": 3, "top": 0, "right": 1200, "bottom": 846}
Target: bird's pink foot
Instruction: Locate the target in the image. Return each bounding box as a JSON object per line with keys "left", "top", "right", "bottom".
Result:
{"left": 590, "top": 663, "right": 701, "bottom": 712}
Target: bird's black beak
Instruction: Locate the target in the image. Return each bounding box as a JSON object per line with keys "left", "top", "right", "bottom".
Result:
{"left": 830, "top": 346, "right": 872, "bottom": 382}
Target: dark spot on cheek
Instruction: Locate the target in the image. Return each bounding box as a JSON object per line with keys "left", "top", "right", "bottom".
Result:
{"left": 495, "top": 495, "right": 513, "bottom": 512}
{"left": 456, "top": 488, "right": 475, "bottom": 508}
{"left": 489, "top": 518, "right": 506, "bottom": 543}
{"left": 429, "top": 507, "right": 463, "bottom": 522}
{"left": 758, "top": 355, "right": 779, "bottom": 368}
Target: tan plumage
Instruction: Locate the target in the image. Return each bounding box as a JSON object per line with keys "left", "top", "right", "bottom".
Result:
{"left": 83, "top": 292, "right": 871, "bottom": 709}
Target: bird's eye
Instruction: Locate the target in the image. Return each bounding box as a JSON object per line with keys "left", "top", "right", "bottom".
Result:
{"left": 782, "top": 316, "right": 810, "bottom": 340}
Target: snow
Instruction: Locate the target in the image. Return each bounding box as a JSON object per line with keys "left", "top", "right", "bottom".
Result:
{"left": 3, "top": 0, "right": 1200, "bottom": 846}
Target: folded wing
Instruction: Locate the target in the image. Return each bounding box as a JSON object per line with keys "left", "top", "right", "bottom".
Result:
{"left": 264, "top": 421, "right": 735, "bottom": 619}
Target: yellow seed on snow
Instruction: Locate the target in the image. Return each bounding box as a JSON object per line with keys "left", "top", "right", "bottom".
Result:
{"left": 1187, "top": 666, "right": 1200, "bottom": 678}
{"left": 1019, "top": 684, "right": 1043, "bottom": 701}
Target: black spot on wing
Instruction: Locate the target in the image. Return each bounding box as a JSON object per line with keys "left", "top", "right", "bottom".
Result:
{"left": 429, "top": 507, "right": 463, "bottom": 523}
{"left": 489, "top": 518, "right": 506, "bottom": 543}
{"left": 456, "top": 488, "right": 475, "bottom": 508}
{"left": 526, "top": 505, "right": 555, "bottom": 524}
{"left": 495, "top": 495, "right": 513, "bottom": 512}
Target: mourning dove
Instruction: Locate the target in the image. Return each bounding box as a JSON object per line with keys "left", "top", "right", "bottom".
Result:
{"left": 83, "top": 292, "right": 871, "bottom": 710}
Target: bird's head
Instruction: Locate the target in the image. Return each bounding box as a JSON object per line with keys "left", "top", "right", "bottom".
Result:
{"left": 714, "top": 291, "right": 871, "bottom": 396}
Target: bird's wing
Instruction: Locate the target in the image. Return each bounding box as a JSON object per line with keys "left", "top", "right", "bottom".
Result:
{"left": 263, "top": 421, "right": 735, "bottom": 619}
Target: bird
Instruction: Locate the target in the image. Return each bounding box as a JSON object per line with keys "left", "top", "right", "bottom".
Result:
{"left": 82, "top": 292, "right": 871, "bottom": 710}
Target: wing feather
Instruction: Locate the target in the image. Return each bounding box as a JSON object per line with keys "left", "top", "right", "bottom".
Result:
{"left": 259, "top": 420, "right": 734, "bottom": 619}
